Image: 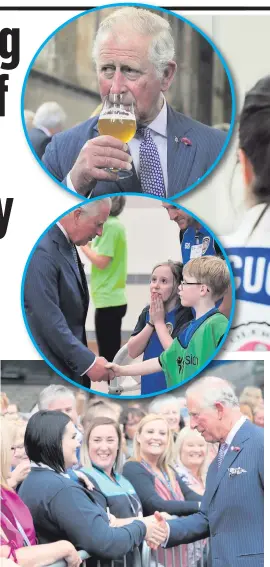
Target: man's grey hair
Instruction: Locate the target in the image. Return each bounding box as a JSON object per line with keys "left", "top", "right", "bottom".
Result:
{"left": 92, "top": 7, "right": 175, "bottom": 77}
{"left": 33, "top": 101, "right": 66, "bottom": 131}
{"left": 38, "top": 384, "right": 75, "bottom": 410}
{"left": 186, "top": 377, "right": 239, "bottom": 409}
{"left": 79, "top": 197, "right": 111, "bottom": 217}
{"left": 149, "top": 394, "right": 180, "bottom": 414}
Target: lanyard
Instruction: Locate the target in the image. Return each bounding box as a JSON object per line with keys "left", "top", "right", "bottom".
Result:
{"left": 92, "top": 466, "right": 142, "bottom": 517}
{"left": 140, "top": 460, "right": 179, "bottom": 500}
{"left": 1, "top": 511, "right": 31, "bottom": 547}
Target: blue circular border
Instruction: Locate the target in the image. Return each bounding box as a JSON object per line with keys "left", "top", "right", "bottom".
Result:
{"left": 20, "top": 193, "right": 236, "bottom": 399}
{"left": 21, "top": 3, "right": 236, "bottom": 201}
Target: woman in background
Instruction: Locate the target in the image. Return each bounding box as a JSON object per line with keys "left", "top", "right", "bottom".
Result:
{"left": 223, "top": 75, "right": 270, "bottom": 351}
{"left": 174, "top": 427, "right": 208, "bottom": 496}
{"left": 0, "top": 418, "right": 81, "bottom": 567}
{"left": 149, "top": 395, "right": 185, "bottom": 440}
{"left": 128, "top": 261, "right": 193, "bottom": 394}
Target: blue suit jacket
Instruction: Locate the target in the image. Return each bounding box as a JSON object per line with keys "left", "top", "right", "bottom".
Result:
{"left": 42, "top": 105, "right": 226, "bottom": 198}
{"left": 24, "top": 225, "right": 95, "bottom": 384}
{"left": 167, "top": 420, "right": 264, "bottom": 567}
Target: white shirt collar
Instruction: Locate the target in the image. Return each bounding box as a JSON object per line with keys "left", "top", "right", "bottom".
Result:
{"left": 56, "top": 221, "right": 70, "bottom": 243}
{"left": 37, "top": 125, "right": 52, "bottom": 137}
{"left": 225, "top": 415, "right": 247, "bottom": 447}
{"left": 30, "top": 461, "right": 70, "bottom": 478}
{"left": 148, "top": 96, "right": 167, "bottom": 138}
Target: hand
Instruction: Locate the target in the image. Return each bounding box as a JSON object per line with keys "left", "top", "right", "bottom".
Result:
{"left": 9, "top": 460, "right": 31, "bottom": 487}
{"left": 63, "top": 543, "right": 82, "bottom": 567}
{"left": 74, "top": 471, "right": 94, "bottom": 491}
{"left": 159, "top": 512, "right": 172, "bottom": 520}
{"left": 105, "top": 362, "right": 123, "bottom": 377}
{"left": 150, "top": 293, "right": 165, "bottom": 325}
{"left": 143, "top": 515, "right": 168, "bottom": 550}
{"left": 70, "top": 136, "right": 133, "bottom": 195}
{"left": 109, "top": 513, "right": 118, "bottom": 526}
{"left": 86, "top": 357, "right": 115, "bottom": 382}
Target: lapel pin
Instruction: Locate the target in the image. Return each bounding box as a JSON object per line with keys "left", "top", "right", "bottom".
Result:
{"left": 174, "top": 136, "right": 179, "bottom": 143}
{"left": 231, "top": 446, "right": 240, "bottom": 452}
{"left": 180, "top": 137, "right": 192, "bottom": 146}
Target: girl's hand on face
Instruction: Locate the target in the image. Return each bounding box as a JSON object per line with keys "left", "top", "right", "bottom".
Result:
{"left": 150, "top": 293, "right": 165, "bottom": 324}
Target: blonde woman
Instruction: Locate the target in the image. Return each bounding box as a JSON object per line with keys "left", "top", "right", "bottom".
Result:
{"left": 0, "top": 418, "right": 81, "bottom": 567}
{"left": 123, "top": 415, "right": 201, "bottom": 567}
{"left": 123, "top": 414, "right": 201, "bottom": 517}
{"left": 174, "top": 428, "right": 208, "bottom": 496}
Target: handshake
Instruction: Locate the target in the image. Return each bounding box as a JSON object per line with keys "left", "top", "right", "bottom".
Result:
{"left": 85, "top": 356, "right": 125, "bottom": 383}
{"left": 143, "top": 512, "right": 170, "bottom": 549}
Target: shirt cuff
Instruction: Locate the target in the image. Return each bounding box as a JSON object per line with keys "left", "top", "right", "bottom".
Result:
{"left": 80, "top": 357, "right": 97, "bottom": 376}
{"left": 66, "top": 172, "right": 77, "bottom": 192}
{"left": 161, "top": 523, "right": 170, "bottom": 548}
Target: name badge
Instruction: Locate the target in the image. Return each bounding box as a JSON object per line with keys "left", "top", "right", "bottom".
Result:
{"left": 190, "top": 243, "right": 203, "bottom": 259}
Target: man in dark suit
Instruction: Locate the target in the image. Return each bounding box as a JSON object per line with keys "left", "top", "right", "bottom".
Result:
{"left": 150, "top": 376, "right": 264, "bottom": 567}
{"left": 24, "top": 199, "right": 113, "bottom": 388}
{"left": 29, "top": 101, "right": 66, "bottom": 159}
{"left": 42, "top": 7, "right": 227, "bottom": 199}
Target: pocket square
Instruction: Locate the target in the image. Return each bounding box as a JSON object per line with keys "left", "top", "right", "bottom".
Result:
{"left": 228, "top": 467, "right": 247, "bottom": 477}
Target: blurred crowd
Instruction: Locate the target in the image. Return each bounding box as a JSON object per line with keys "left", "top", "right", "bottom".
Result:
{"left": 0, "top": 382, "right": 264, "bottom": 566}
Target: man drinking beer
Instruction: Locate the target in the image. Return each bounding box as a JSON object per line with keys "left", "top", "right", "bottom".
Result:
{"left": 43, "top": 7, "right": 227, "bottom": 199}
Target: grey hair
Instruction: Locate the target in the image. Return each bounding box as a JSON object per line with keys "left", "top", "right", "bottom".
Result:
{"left": 33, "top": 101, "right": 66, "bottom": 131}
{"left": 79, "top": 197, "right": 111, "bottom": 217}
{"left": 149, "top": 394, "right": 180, "bottom": 414}
{"left": 92, "top": 8, "right": 175, "bottom": 77}
{"left": 186, "top": 377, "right": 239, "bottom": 409}
{"left": 38, "top": 385, "right": 75, "bottom": 411}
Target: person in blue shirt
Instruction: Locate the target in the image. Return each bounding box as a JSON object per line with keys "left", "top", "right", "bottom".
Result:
{"left": 127, "top": 261, "right": 193, "bottom": 395}
{"left": 162, "top": 204, "right": 231, "bottom": 317}
{"left": 162, "top": 204, "right": 219, "bottom": 264}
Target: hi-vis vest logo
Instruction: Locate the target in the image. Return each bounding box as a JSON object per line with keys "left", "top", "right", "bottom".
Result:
{"left": 202, "top": 236, "right": 211, "bottom": 254}
{"left": 227, "top": 247, "right": 270, "bottom": 306}
{"left": 176, "top": 354, "right": 198, "bottom": 372}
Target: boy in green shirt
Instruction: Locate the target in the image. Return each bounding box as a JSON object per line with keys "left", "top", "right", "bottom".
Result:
{"left": 107, "top": 256, "right": 231, "bottom": 389}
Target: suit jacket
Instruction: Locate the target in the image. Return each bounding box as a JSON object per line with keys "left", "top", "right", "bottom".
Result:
{"left": 29, "top": 127, "right": 52, "bottom": 160}
{"left": 167, "top": 420, "right": 264, "bottom": 567}
{"left": 24, "top": 224, "right": 95, "bottom": 385}
{"left": 42, "top": 105, "right": 226, "bottom": 198}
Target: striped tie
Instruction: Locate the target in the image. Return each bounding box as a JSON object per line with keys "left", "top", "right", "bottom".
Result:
{"left": 138, "top": 127, "right": 166, "bottom": 197}
{"left": 217, "top": 442, "right": 228, "bottom": 468}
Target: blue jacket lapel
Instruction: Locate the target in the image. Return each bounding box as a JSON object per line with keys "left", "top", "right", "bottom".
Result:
{"left": 51, "top": 225, "right": 88, "bottom": 298}
{"left": 206, "top": 421, "right": 251, "bottom": 506}
{"left": 167, "top": 105, "right": 197, "bottom": 197}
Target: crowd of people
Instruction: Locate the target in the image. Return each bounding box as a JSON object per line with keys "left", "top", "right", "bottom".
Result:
{"left": 0, "top": 378, "right": 264, "bottom": 566}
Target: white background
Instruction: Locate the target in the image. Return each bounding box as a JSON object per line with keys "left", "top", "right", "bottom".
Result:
{"left": 0, "top": 2, "right": 268, "bottom": 557}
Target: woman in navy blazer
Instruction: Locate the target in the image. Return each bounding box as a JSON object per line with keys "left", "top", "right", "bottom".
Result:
{"left": 18, "top": 412, "right": 165, "bottom": 564}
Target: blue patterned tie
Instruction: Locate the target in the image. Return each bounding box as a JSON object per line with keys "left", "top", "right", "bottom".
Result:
{"left": 71, "top": 244, "right": 81, "bottom": 279}
{"left": 217, "top": 442, "right": 228, "bottom": 468}
{"left": 138, "top": 127, "right": 166, "bottom": 197}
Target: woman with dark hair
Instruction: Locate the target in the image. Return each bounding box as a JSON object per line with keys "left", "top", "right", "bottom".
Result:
{"left": 127, "top": 261, "right": 193, "bottom": 394}
{"left": 80, "top": 196, "right": 127, "bottom": 363}
{"left": 18, "top": 411, "right": 166, "bottom": 563}
{"left": 223, "top": 75, "right": 270, "bottom": 351}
